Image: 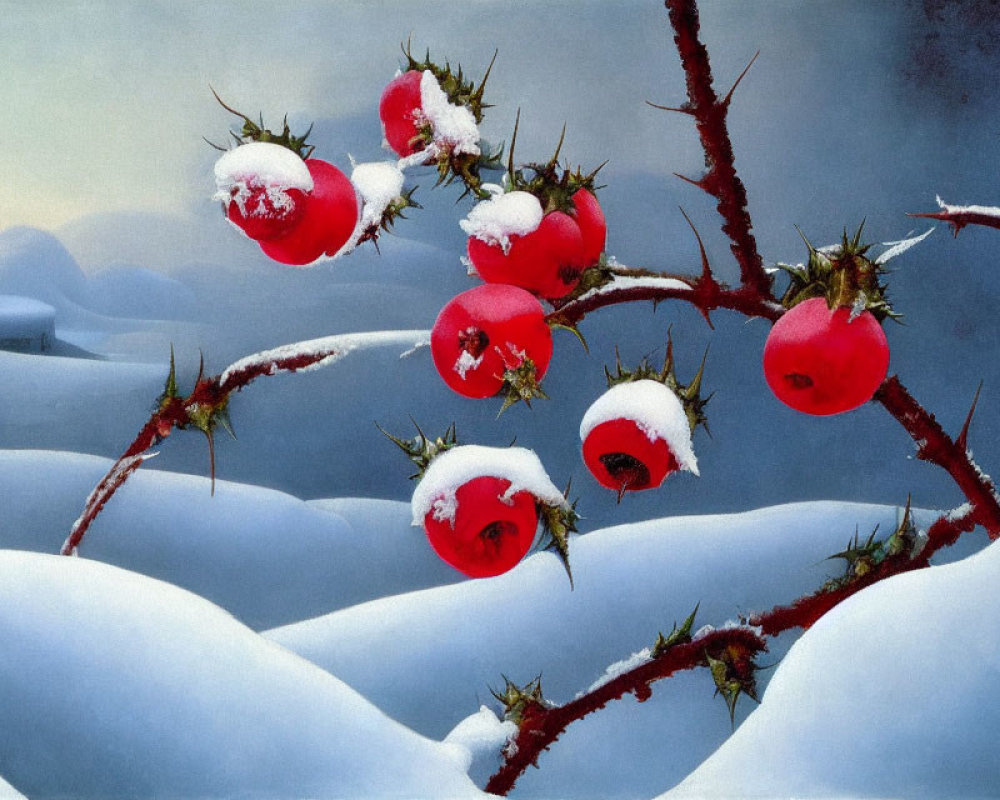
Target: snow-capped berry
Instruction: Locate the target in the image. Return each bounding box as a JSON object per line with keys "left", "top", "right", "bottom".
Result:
{"left": 430, "top": 284, "right": 552, "bottom": 399}
{"left": 411, "top": 444, "right": 569, "bottom": 578}
{"left": 461, "top": 189, "right": 592, "bottom": 300}
{"left": 422, "top": 476, "right": 538, "bottom": 578}
{"left": 467, "top": 210, "right": 588, "bottom": 300}
{"left": 580, "top": 379, "right": 699, "bottom": 498}
{"left": 213, "top": 141, "right": 314, "bottom": 242}
{"left": 571, "top": 188, "right": 607, "bottom": 266}
{"left": 762, "top": 296, "right": 889, "bottom": 416}
{"left": 379, "top": 70, "right": 425, "bottom": 158}
{"left": 380, "top": 69, "right": 481, "bottom": 163}
{"left": 259, "top": 159, "right": 360, "bottom": 266}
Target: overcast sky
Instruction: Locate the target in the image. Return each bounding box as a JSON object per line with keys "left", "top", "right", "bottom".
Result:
{"left": 1, "top": 0, "right": 997, "bottom": 271}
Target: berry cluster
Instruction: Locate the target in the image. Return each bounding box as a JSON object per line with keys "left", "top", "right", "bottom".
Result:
{"left": 206, "top": 48, "right": 900, "bottom": 582}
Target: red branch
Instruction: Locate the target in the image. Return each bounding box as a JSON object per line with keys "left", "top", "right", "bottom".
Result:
{"left": 663, "top": 0, "right": 771, "bottom": 298}
{"left": 549, "top": 275, "right": 783, "bottom": 328}
{"left": 485, "top": 627, "right": 766, "bottom": 796}
{"left": 875, "top": 375, "right": 1000, "bottom": 537}
{"left": 909, "top": 206, "right": 1000, "bottom": 237}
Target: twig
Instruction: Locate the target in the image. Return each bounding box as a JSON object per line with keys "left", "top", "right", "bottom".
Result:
{"left": 909, "top": 197, "right": 1000, "bottom": 237}
{"left": 875, "top": 375, "right": 1000, "bottom": 537}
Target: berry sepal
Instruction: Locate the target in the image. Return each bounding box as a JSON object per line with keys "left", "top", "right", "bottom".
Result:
{"left": 604, "top": 334, "right": 710, "bottom": 436}
{"left": 776, "top": 223, "right": 898, "bottom": 321}
{"left": 538, "top": 482, "right": 580, "bottom": 588}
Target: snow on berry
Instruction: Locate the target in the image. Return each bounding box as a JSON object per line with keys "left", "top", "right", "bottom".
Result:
{"left": 579, "top": 379, "right": 699, "bottom": 476}
{"left": 418, "top": 70, "right": 481, "bottom": 158}
{"left": 213, "top": 141, "right": 314, "bottom": 199}
{"left": 213, "top": 141, "right": 314, "bottom": 240}
{"left": 459, "top": 191, "right": 544, "bottom": 253}
{"left": 411, "top": 444, "right": 569, "bottom": 528}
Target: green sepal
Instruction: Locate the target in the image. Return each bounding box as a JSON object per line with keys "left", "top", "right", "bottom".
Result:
{"left": 777, "top": 222, "right": 899, "bottom": 321}
{"left": 376, "top": 419, "right": 458, "bottom": 479}
{"left": 652, "top": 603, "right": 700, "bottom": 658}
{"left": 538, "top": 481, "right": 579, "bottom": 589}
{"left": 209, "top": 87, "right": 314, "bottom": 159}
{"left": 497, "top": 357, "right": 549, "bottom": 416}
{"left": 490, "top": 674, "right": 547, "bottom": 726}
{"left": 603, "top": 332, "right": 711, "bottom": 435}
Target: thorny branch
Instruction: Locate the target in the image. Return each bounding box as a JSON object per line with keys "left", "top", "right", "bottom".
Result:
{"left": 62, "top": 330, "right": 430, "bottom": 556}
{"left": 662, "top": 0, "right": 771, "bottom": 298}
{"left": 909, "top": 198, "right": 1000, "bottom": 237}
{"left": 485, "top": 0, "right": 1000, "bottom": 793}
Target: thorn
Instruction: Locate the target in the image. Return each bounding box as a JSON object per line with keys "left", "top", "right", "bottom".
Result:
{"left": 678, "top": 207, "right": 713, "bottom": 281}
{"left": 549, "top": 122, "right": 568, "bottom": 167}
{"left": 204, "top": 429, "right": 217, "bottom": 497}
{"left": 645, "top": 100, "right": 695, "bottom": 115}
{"left": 197, "top": 350, "right": 206, "bottom": 382}
{"left": 957, "top": 380, "right": 984, "bottom": 452}
{"left": 507, "top": 109, "right": 521, "bottom": 180}
{"left": 722, "top": 50, "right": 760, "bottom": 108}
{"left": 209, "top": 85, "right": 254, "bottom": 127}
{"left": 673, "top": 171, "right": 708, "bottom": 191}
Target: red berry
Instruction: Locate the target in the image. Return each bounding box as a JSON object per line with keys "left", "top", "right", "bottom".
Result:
{"left": 379, "top": 70, "right": 426, "bottom": 158}
{"left": 259, "top": 159, "right": 359, "bottom": 266}
{"left": 214, "top": 141, "right": 313, "bottom": 242}
{"left": 762, "top": 296, "right": 890, "bottom": 415}
{"left": 579, "top": 379, "right": 697, "bottom": 497}
{"left": 422, "top": 475, "right": 538, "bottom": 578}
{"left": 582, "top": 418, "right": 679, "bottom": 496}
{"left": 227, "top": 185, "right": 308, "bottom": 242}
{"left": 571, "top": 188, "right": 606, "bottom": 266}
{"left": 467, "top": 210, "right": 589, "bottom": 300}
{"left": 431, "top": 284, "right": 553, "bottom": 399}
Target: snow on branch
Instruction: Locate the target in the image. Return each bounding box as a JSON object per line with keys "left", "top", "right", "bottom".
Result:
{"left": 219, "top": 329, "right": 431, "bottom": 394}
{"left": 63, "top": 330, "right": 431, "bottom": 556}
{"left": 909, "top": 196, "right": 1000, "bottom": 236}
{"left": 485, "top": 625, "right": 766, "bottom": 796}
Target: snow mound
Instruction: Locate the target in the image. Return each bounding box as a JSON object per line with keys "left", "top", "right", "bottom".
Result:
{"left": 0, "top": 450, "right": 460, "bottom": 630}
{"left": 0, "top": 550, "right": 484, "bottom": 799}
{"left": 664, "top": 537, "right": 1000, "bottom": 799}
{"left": 0, "top": 227, "right": 88, "bottom": 306}
{"left": 0, "top": 296, "right": 55, "bottom": 348}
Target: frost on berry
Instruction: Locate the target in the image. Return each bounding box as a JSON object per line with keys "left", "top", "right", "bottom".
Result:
{"left": 579, "top": 380, "right": 700, "bottom": 476}
{"left": 213, "top": 141, "right": 313, "bottom": 217}
{"left": 459, "top": 190, "right": 544, "bottom": 253}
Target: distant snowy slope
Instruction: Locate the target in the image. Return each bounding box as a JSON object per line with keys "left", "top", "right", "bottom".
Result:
{"left": 0, "top": 450, "right": 460, "bottom": 630}
{"left": 0, "top": 551, "right": 485, "bottom": 800}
